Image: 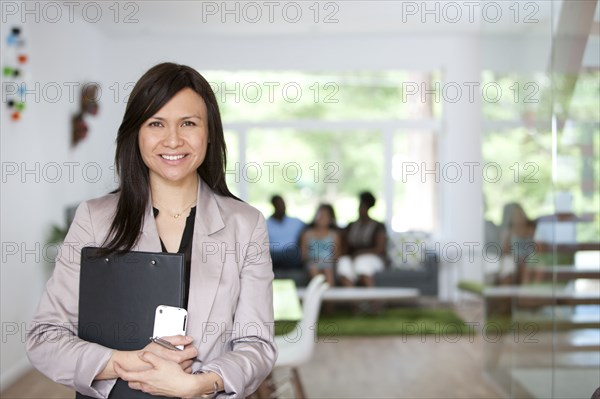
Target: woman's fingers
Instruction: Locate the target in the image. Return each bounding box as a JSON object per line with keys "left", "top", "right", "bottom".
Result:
{"left": 158, "top": 335, "right": 193, "bottom": 347}
{"left": 180, "top": 345, "right": 199, "bottom": 361}
{"left": 163, "top": 346, "right": 197, "bottom": 364}
{"left": 147, "top": 341, "right": 198, "bottom": 363}
{"left": 114, "top": 361, "right": 145, "bottom": 382}
{"left": 117, "top": 352, "right": 192, "bottom": 396}
{"left": 128, "top": 381, "right": 142, "bottom": 391}
{"left": 180, "top": 359, "right": 193, "bottom": 370}
{"left": 128, "top": 382, "right": 152, "bottom": 394}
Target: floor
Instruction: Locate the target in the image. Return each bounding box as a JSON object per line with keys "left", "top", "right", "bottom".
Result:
{"left": 295, "top": 335, "right": 501, "bottom": 398}
{"left": 2, "top": 336, "right": 501, "bottom": 399}
{"left": 14, "top": 300, "right": 600, "bottom": 398}
{"left": 2, "top": 300, "right": 505, "bottom": 399}
{"left": 1, "top": 370, "right": 73, "bottom": 399}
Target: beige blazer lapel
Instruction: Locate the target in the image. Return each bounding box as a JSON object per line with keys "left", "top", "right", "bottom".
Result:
{"left": 136, "top": 195, "right": 162, "bottom": 252}
{"left": 187, "top": 178, "right": 226, "bottom": 337}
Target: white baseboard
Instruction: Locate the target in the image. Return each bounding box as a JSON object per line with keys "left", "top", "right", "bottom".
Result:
{"left": 0, "top": 355, "right": 33, "bottom": 392}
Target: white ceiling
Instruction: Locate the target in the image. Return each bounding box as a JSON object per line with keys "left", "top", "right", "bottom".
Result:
{"left": 91, "top": 0, "right": 558, "bottom": 38}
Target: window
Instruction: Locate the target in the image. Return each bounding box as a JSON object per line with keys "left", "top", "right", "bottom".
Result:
{"left": 392, "top": 131, "right": 438, "bottom": 232}
{"left": 205, "top": 70, "right": 441, "bottom": 231}
{"left": 482, "top": 70, "right": 599, "bottom": 242}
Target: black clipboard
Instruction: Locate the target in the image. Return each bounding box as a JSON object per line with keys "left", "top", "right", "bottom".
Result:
{"left": 76, "top": 247, "right": 185, "bottom": 399}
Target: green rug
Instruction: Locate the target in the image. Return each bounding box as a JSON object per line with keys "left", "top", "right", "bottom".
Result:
{"left": 275, "top": 307, "right": 468, "bottom": 337}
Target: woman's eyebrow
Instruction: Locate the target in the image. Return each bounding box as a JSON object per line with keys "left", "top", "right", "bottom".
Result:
{"left": 149, "top": 115, "right": 203, "bottom": 120}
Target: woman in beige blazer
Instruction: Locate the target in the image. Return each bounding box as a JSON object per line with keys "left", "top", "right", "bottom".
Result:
{"left": 26, "top": 63, "right": 277, "bottom": 398}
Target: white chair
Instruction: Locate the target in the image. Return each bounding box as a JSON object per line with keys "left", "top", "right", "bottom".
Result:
{"left": 272, "top": 274, "right": 329, "bottom": 398}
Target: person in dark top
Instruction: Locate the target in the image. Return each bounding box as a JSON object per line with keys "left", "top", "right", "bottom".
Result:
{"left": 337, "top": 191, "right": 387, "bottom": 288}
{"left": 498, "top": 202, "right": 536, "bottom": 284}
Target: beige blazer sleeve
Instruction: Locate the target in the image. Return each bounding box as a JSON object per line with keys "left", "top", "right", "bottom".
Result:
{"left": 25, "top": 200, "right": 117, "bottom": 398}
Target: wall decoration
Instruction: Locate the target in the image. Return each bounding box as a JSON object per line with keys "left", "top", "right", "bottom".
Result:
{"left": 3, "top": 26, "right": 28, "bottom": 122}
{"left": 71, "top": 83, "right": 100, "bottom": 146}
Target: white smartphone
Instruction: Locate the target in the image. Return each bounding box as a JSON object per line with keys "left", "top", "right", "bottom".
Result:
{"left": 152, "top": 305, "right": 188, "bottom": 350}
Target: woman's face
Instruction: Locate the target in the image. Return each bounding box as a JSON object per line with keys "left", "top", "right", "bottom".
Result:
{"left": 511, "top": 208, "right": 526, "bottom": 227}
{"left": 138, "top": 88, "right": 209, "bottom": 187}
{"left": 315, "top": 208, "right": 332, "bottom": 228}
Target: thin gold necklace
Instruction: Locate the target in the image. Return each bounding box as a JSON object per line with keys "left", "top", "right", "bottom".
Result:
{"left": 153, "top": 198, "right": 197, "bottom": 219}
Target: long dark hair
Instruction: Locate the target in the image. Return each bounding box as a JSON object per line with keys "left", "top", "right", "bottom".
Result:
{"left": 102, "top": 63, "right": 237, "bottom": 254}
{"left": 308, "top": 203, "right": 339, "bottom": 230}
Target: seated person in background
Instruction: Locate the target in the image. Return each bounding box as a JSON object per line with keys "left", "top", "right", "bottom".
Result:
{"left": 534, "top": 192, "right": 584, "bottom": 265}
{"left": 266, "top": 195, "right": 305, "bottom": 270}
{"left": 338, "top": 191, "right": 387, "bottom": 288}
{"left": 534, "top": 192, "right": 598, "bottom": 265}
{"left": 499, "top": 202, "right": 536, "bottom": 284}
{"left": 299, "top": 204, "right": 341, "bottom": 287}
{"left": 483, "top": 194, "right": 501, "bottom": 260}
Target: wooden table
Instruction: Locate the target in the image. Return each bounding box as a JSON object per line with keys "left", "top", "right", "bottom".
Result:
{"left": 483, "top": 285, "right": 600, "bottom": 307}
{"left": 525, "top": 265, "right": 600, "bottom": 282}
{"left": 297, "top": 287, "right": 420, "bottom": 303}
{"left": 482, "top": 282, "right": 600, "bottom": 329}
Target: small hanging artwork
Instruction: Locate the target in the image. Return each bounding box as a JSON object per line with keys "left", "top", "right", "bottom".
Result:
{"left": 72, "top": 83, "right": 100, "bottom": 147}
{"left": 3, "top": 26, "right": 28, "bottom": 122}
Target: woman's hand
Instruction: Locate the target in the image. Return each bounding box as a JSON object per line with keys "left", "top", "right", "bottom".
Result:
{"left": 144, "top": 335, "right": 198, "bottom": 373}
{"left": 114, "top": 352, "right": 206, "bottom": 398}
{"left": 95, "top": 335, "right": 197, "bottom": 380}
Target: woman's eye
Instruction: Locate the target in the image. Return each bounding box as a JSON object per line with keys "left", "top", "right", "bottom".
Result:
{"left": 182, "top": 121, "right": 196, "bottom": 127}
{"left": 148, "top": 121, "right": 162, "bottom": 127}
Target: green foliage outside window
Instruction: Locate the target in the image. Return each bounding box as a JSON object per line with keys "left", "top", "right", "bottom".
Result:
{"left": 483, "top": 71, "right": 599, "bottom": 242}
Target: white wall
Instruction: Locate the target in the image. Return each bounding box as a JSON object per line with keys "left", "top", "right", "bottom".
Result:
{"left": 0, "top": 19, "right": 115, "bottom": 389}
{"left": 0, "top": 11, "right": 552, "bottom": 389}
